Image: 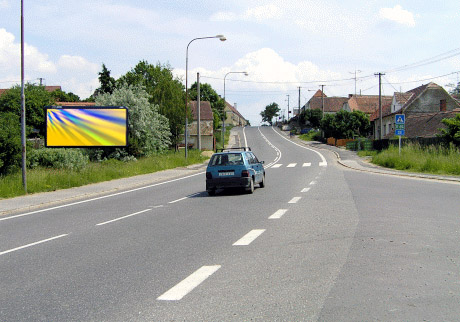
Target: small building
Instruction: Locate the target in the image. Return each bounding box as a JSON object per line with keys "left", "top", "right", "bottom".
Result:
{"left": 342, "top": 94, "right": 393, "bottom": 117}
{"left": 224, "top": 101, "right": 248, "bottom": 127}
{"left": 305, "top": 90, "right": 348, "bottom": 115}
{"left": 370, "top": 82, "right": 460, "bottom": 139}
{"left": 186, "top": 101, "right": 214, "bottom": 150}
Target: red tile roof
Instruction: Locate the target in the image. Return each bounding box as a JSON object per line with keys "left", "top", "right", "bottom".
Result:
{"left": 347, "top": 95, "right": 393, "bottom": 114}
{"left": 0, "top": 85, "right": 62, "bottom": 97}
{"left": 309, "top": 96, "right": 348, "bottom": 113}
{"left": 225, "top": 101, "right": 246, "bottom": 121}
{"left": 189, "top": 101, "right": 213, "bottom": 120}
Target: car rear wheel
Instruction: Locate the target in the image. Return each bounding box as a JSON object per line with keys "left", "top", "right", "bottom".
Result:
{"left": 246, "top": 178, "right": 254, "bottom": 194}
{"left": 259, "top": 174, "right": 265, "bottom": 188}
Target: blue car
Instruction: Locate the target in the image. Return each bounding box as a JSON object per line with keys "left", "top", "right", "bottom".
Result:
{"left": 206, "top": 147, "right": 265, "bottom": 196}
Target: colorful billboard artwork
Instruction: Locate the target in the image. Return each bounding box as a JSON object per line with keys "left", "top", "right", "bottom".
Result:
{"left": 46, "top": 107, "right": 128, "bottom": 147}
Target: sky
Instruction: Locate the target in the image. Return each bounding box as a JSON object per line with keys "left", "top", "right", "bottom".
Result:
{"left": 1, "top": 0, "right": 460, "bottom": 125}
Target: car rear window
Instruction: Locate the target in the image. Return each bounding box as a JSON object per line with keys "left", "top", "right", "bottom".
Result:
{"left": 209, "top": 153, "right": 244, "bottom": 166}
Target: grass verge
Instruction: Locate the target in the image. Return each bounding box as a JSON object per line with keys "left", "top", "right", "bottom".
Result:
{"left": 0, "top": 149, "right": 208, "bottom": 199}
{"left": 370, "top": 143, "right": 460, "bottom": 176}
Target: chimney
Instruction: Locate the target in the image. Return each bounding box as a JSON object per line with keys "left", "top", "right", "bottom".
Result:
{"left": 349, "top": 94, "right": 353, "bottom": 98}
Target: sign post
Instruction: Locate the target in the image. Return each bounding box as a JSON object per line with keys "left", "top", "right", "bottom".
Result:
{"left": 395, "top": 114, "right": 405, "bottom": 155}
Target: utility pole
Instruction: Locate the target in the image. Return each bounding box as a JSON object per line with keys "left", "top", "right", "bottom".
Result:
{"left": 286, "top": 94, "right": 290, "bottom": 122}
{"left": 375, "top": 72, "right": 385, "bottom": 140}
{"left": 298, "top": 86, "right": 301, "bottom": 114}
{"left": 197, "top": 72, "right": 201, "bottom": 151}
{"left": 320, "top": 85, "right": 326, "bottom": 117}
{"left": 21, "top": 0, "right": 27, "bottom": 193}
{"left": 349, "top": 70, "right": 361, "bottom": 96}
{"left": 37, "top": 77, "right": 45, "bottom": 86}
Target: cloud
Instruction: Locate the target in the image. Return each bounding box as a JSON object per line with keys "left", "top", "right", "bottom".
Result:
{"left": 379, "top": 5, "right": 415, "bottom": 27}
{"left": 0, "top": 0, "right": 9, "bottom": 9}
{"left": 210, "top": 4, "right": 282, "bottom": 22}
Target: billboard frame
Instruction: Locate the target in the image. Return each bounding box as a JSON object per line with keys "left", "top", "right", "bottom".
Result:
{"left": 45, "top": 106, "right": 129, "bottom": 148}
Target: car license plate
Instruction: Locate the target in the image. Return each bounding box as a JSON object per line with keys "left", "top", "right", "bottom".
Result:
{"left": 219, "top": 171, "right": 234, "bottom": 176}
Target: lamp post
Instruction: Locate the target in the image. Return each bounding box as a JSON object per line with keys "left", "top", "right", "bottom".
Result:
{"left": 222, "top": 71, "right": 248, "bottom": 148}
{"left": 185, "top": 34, "right": 226, "bottom": 159}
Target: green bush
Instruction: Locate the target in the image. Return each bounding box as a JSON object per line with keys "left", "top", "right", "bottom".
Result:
{"left": 28, "top": 148, "right": 89, "bottom": 171}
{"left": 0, "top": 112, "right": 22, "bottom": 175}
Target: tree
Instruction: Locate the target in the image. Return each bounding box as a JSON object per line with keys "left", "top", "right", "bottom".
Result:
{"left": 260, "top": 102, "right": 280, "bottom": 125}
{"left": 94, "top": 84, "right": 171, "bottom": 159}
{"left": 440, "top": 113, "right": 460, "bottom": 146}
{"left": 0, "top": 112, "right": 22, "bottom": 175}
{"left": 449, "top": 82, "right": 460, "bottom": 99}
{"left": 301, "top": 109, "right": 323, "bottom": 128}
{"left": 0, "top": 84, "right": 54, "bottom": 136}
{"left": 50, "top": 89, "right": 80, "bottom": 102}
{"left": 320, "top": 110, "right": 371, "bottom": 140}
{"left": 94, "top": 63, "right": 116, "bottom": 96}
{"left": 117, "top": 61, "right": 185, "bottom": 149}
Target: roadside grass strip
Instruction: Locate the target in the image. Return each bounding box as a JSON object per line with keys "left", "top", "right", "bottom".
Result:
{"left": 269, "top": 209, "right": 288, "bottom": 219}
{"left": 233, "top": 229, "right": 266, "bottom": 246}
{"left": 157, "top": 265, "right": 221, "bottom": 301}
{"left": 0, "top": 234, "right": 68, "bottom": 256}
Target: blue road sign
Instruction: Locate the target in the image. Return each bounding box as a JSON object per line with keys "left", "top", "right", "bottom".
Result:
{"left": 395, "top": 114, "right": 405, "bottom": 124}
{"left": 395, "top": 129, "right": 405, "bottom": 136}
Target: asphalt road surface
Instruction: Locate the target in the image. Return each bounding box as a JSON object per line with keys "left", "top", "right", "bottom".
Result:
{"left": 1, "top": 126, "right": 459, "bottom": 321}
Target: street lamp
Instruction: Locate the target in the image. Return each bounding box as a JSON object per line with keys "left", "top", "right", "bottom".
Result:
{"left": 185, "top": 34, "right": 226, "bottom": 158}
{"left": 222, "top": 71, "right": 248, "bottom": 148}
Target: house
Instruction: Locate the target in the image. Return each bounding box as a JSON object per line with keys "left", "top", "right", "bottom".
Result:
{"left": 342, "top": 94, "right": 393, "bottom": 117}
{"left": 186, "top": 100, "right": 214, "bottom": 150}
{"left": 370, "top": 82, "right": 460, "bottom": 139}
{"left": 223, "top": 101, "right": 248, "bottom": 127}
{"left": 305, "top": 90, "right": 348, "bottom": 115}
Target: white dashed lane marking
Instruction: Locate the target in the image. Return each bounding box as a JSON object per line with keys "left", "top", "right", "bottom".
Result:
{"left": 96, "top": 209, "right": 151, "bottom": 226}
{"left": 288, "top": 197, "right": 301, "bottom": 204}
{"left": 287, "top": 163, "right": 297, "bottom": 168}
{"left": 157, "top": 265, "right": 221, "bottom": 301}
{"left": 233, "top": 229, "right": 266, "bottom": 246}
{"left": 301, "top": 188, "right": 311, "bottom": 192}
{"left": 271, "top": 164, "right": 283, "bottom": 168}
{"left": 303, "top": 163, "right": 311, "bottom": 167}
{"left": 0, "top": 234, "right": 68, "bottom": 256}
{"left": 269, "top": 209, "right": 288, "bottom": 219}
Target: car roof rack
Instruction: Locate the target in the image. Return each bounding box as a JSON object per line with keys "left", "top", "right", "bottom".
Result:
{"left": 216, "top": 147, "right": 251, "bottom": 152}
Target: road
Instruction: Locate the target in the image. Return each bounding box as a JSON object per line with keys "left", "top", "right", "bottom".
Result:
{"left": 1, "top": 126, "right": 459, "bottom": 321}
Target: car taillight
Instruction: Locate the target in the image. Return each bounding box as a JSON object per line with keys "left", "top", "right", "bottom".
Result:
{"left": 241, "top": 170, "right": 249, "bottom": 177}
{"left": 206, "top": 172, "right": 212, "bottom": 179}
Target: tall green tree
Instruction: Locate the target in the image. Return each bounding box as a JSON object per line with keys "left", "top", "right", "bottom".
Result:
{"left": 94, "top": 84, "right": 171, "bottom": 159}
{"left": 260, "top": 102, "right": 280, "bottom": 125}
{"left": 301, "top": 109, "right": 323, "bottom": 128}
{"left": 0, "top": 112, "right": 22, "bottom": 175}
{"left": 0, "top": 84, "right": 54, "bottom": 136}
{"left": 320, "top": 110, "right": 371, "bottom": 139}
{"left": 117, "top": 61, "right": 185, "bottom": 149}
{"left": 94, "top": 63, "right": 116, "bottom": 96}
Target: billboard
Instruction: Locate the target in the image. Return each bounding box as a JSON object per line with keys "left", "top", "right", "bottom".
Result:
{"left": 45, "top": 107, "right": 128, "bottom": 147}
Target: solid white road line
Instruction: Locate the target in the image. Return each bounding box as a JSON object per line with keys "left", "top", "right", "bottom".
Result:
{"left": 271, "top": 127, "right": 327, "bottom": 167}
{"left": 301, "top": 187, "right": 311, "bottom": 192}
{"left": 96, "top": 209, "right": 151, "bottom": 226}
{"left": 288, "top": 197, "right": 301, "bottom": 204}
{"left": 0, "top": 234, "right": 68, "bottom": 256}
{"left": 269, "top": 209, "right": 288, "bottom": 219}
{"left": 233, "top": 229, "right": 266, "bottom": 246}
{"left": 287, "top": 163, "right": 297, "bottom": 168}
{"left": 303, "top": 163, "right": 311, "bottom": 167}
{"left": 157, "top": 265, "right": 221, "bottom": 301}
{"left": 168, "top": 192, "right": 201, "bottom": 204}
{"left": 0, "top": 172, "right": 205, "bottom": 223}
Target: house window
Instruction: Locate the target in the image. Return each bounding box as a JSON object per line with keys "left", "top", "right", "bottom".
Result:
{"left": 440, "top": 99, "right": 447, "bottom": 111}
